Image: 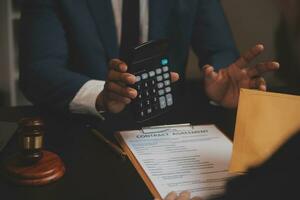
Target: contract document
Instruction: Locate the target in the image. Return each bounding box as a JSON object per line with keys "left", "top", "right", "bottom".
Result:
{"left": 116, "top": 124, "right": 233, "bottom": 199}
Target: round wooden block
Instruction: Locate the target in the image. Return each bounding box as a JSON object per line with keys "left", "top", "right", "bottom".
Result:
{"left": 1, "top": 151, "right": 65, "bottom": 186}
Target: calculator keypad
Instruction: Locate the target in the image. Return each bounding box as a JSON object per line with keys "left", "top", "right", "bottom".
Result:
{"left": 132, "top": 59, "right": 174, "bottom": 121}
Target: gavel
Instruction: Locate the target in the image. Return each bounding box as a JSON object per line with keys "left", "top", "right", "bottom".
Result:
{"left": 1, "top": 117, "right": 65, "bottom": 185}
{"left": 17, "top": 118, "right": 44, "bottom": 165}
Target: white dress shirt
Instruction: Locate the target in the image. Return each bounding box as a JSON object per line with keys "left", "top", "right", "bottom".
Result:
{"left": 69, "top": 0, "right": 149, "bottom": 117}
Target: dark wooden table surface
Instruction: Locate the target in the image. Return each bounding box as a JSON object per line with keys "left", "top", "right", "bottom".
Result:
{"left": 0, "top": 82, "right": 239, "bottom": 200}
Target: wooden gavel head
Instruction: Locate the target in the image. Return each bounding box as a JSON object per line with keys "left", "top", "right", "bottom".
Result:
{"left": 18, "top": 118, "right": 44, "bottom": 165}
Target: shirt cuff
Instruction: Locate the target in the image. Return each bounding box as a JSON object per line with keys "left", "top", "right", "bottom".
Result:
{"left": 69, "top": 80, "right": 106, "bottom": 119}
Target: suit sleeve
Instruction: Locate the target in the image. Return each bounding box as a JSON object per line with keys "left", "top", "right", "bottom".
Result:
{"left": 191, "top": 0, "right": 239, "bottom": 70}
{"left": 19, "top": 0, "right": 91, "bottom": 112}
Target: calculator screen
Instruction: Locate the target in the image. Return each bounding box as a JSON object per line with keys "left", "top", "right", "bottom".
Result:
{"left": 132, "top": 40, "right": 168, "bottom": 65}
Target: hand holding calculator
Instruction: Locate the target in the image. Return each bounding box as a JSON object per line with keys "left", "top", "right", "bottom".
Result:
{"left": 126, "top": 40, "right": 175, "bottom": 122}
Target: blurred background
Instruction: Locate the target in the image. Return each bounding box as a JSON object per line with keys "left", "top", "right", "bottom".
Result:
{"left": 0, "top": 0, "right": 299, "bottom": 106}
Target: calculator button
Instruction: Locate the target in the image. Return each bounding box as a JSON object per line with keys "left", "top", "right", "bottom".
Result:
{"left": 157, "top": 82, "right": 164, "bottom": 89}
{"left": 151, "top": 79, "right": 156, "bottom": 86}
{"left": 153, "top": 97, "right": 158, "bottom": 103}
{"left": 135, "top": 76, "right": 141, "bottom": 82}
{"left": 144, "top": 90, "right": 150, "bottom": 97}
{"left": 157, "top": 75, "right": 163, "bottom": 82}
{"left": 145, "top": 99, "right": 151, "bottom": 106}
{"left": 143, "top": 82, "right": 148, "bottom": 88}
{"left": 161, "top": 58, "right": 168, "bottom": 65}
{"left": 151, "top": 88, "right": 156, "bottom": 95}
{"left": 149, "top": 71, "right": 155, "bottom": 77}
{"left": 162, "top": 66, "right": 169, "bottom": 72}
{"left": 164, "top": 80, "right": 170, "bottom": 86}
{"left": 159, "top": 96, "right": 167, "bottom": 109}
{"left": 136, "top": 84, "right": 141, "bottom": 91}
{"left": 138, "top": 101, "right": 143, "bottom": 109}
{"left": 138, "top": 93, "right": 142, "bottom": 99}
{"left": 156, "top": 68, "right": 162, "bottom": 74}
{"left": 166, "top": 94, "right": 173, "bottom": 106}
{"left": 158, "top": 89, "right": 165, "bottom": 96}
{"left": 163, "top": 73, "right": 170, "bottom": 79}
{"left": 140, "top": 111, "right": 145, "bottom": 117}
{"left": 147, "top": 108, "right": 152, "bottom": 114}
{"left": 165, "top": 87, "right": 171, "bottom": 93}
{"left": 142, "top": 73, "right": 148, "bottom": 80}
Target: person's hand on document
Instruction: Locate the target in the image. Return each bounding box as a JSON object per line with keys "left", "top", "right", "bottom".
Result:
{"left": 96, "top": 59, "right": 179, "bottom": 113}
{"left": 158, "top": 191, "right": 202, "bottom": 200}
{"left": 203, "top": 44, "right": 280, "bottom": 108}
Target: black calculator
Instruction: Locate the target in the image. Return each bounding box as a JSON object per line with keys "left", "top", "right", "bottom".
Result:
{"left": 126, "top": 40, "right": 174, "bottom": 122}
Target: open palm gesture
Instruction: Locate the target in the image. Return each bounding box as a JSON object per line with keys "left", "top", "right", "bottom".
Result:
{"left": 203, "top": 44, "right": 280, "bottom": 108}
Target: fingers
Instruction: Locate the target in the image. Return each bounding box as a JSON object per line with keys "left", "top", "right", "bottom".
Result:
{"left": 107, "top": 92, "right": 131, "bottom": 104}
{"left": 105, "top": 82, "right": 137, "bottom": 99}
{"left": 164, "top": 191, "right": 198, "bottom": 200}
{"left": 177, "top": 191, "right": 191, "bottom": 200}
{"left": 107, "top": 70, "right": 136, "bottom": 84}
{"left": 234, "top": 44, "right": 264, "bottom": 68}
{"left": 191, "top": 197, "right": 203, "bottom": 200}
{"left": 203, "top": 65, "right": 218, "bottom": 81}
{"left": 170, "top": 72, "right": 180, "bottom": 83}
{"left": 109, "top": 58, "right": 128, "bottom": 72}
{"left": 165, "top": 191, "right": 178, "bottom": 200}
{"left": 247, "top": 61, "right": 280, "bottom": 77}
{"left": 249, "top": 77, "right": 267, "bottom": 91}
{"left": 108, "top": 59, "right": 136, "bottom": 84}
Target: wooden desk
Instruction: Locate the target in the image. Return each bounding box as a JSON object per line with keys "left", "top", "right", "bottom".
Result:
{"left": 0, "top": 82, "right": 236, "bottom": 200}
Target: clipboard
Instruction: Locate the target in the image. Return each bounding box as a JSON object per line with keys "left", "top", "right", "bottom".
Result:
{"left": 115, "top": 124, "right": 192, "bottom": 199}
{"left": 116, "top": 133, "right": 161, "bottom": 198}
{"left": 115, "top": 123, "right": 233, "bottom": 199}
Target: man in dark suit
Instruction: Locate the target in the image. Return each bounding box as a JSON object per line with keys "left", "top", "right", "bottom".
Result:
{"left": 19, "top": 0, "right": 279, "bottom": 116}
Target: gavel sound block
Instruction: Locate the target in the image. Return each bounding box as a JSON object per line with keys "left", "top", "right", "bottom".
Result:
{"left": 1, "top": 118, "right": 65, "bottom": 185}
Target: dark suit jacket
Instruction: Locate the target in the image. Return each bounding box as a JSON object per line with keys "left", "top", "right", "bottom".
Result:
{"left": 19, "top": 0, "right": 239, "bottom": 111}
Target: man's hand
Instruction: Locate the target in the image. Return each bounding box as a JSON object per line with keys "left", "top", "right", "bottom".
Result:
{"left": 155, "top": 191, "right": 202, "bottom": 200}
{"left": 96, "top": 59, "right": 179, "bottom": 113}
{"left": 203, "top": 44, "right": 280, "bottom": 108}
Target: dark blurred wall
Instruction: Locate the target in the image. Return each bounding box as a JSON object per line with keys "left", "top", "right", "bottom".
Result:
{"left": 186, "top": 0, "right": 281, "bottom": 86}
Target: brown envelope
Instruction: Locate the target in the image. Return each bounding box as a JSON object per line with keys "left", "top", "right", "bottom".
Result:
{"left": 229, "top": 89, "right": 300, "bottom": 173}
